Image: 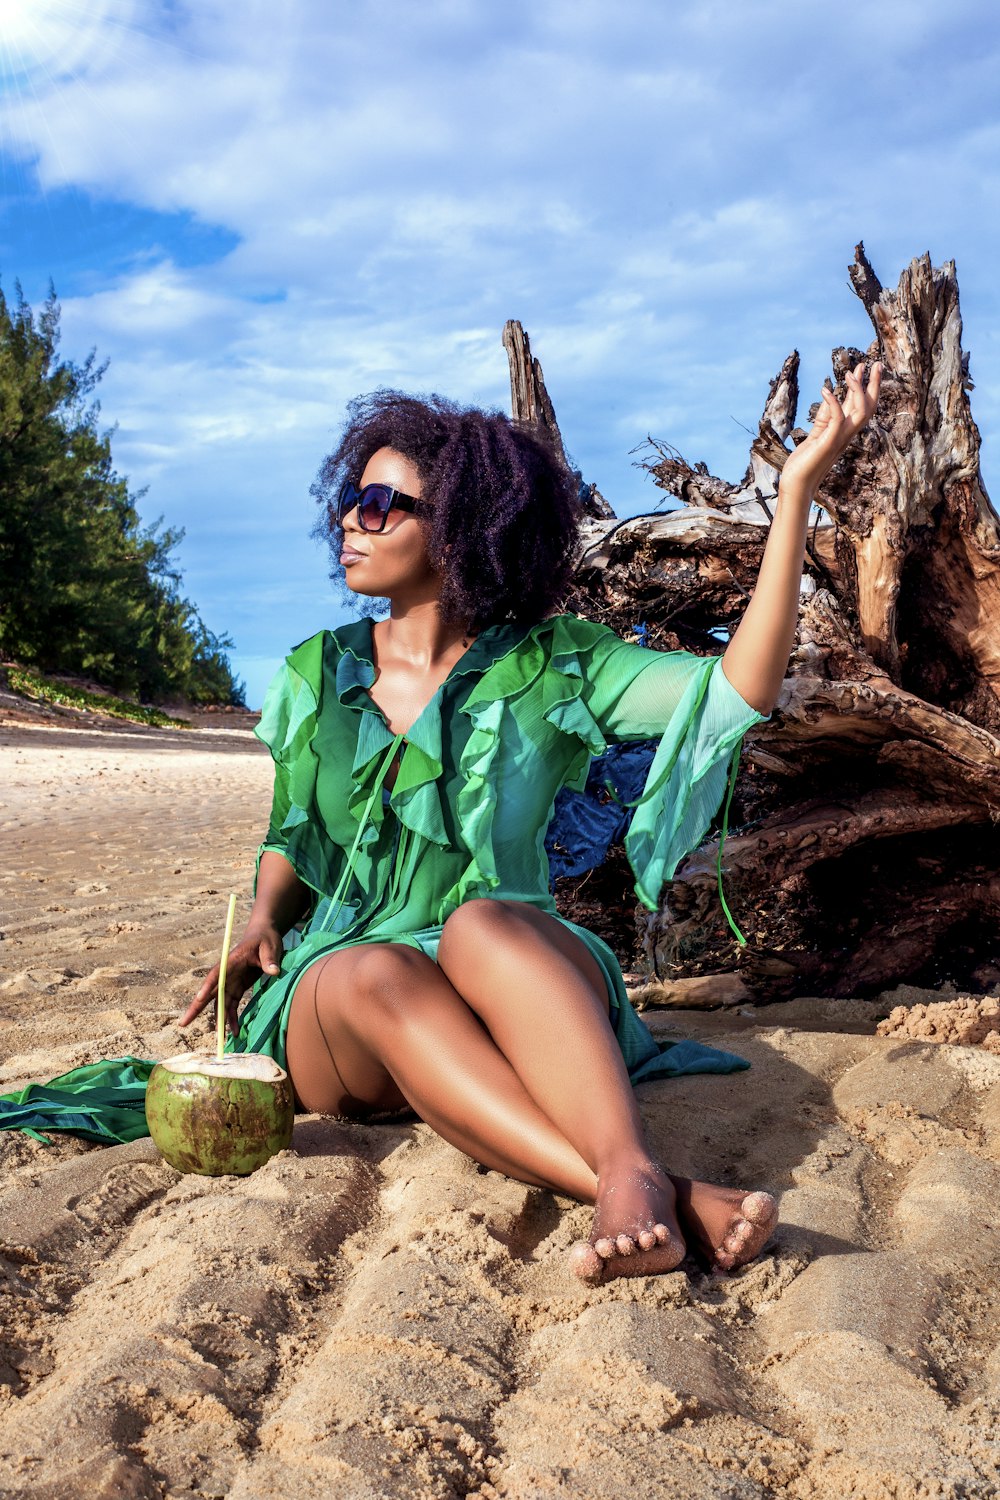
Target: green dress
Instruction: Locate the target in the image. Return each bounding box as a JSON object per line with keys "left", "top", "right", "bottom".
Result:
{"left": 1, "top": 614, "right": 770, "bottom": 1146}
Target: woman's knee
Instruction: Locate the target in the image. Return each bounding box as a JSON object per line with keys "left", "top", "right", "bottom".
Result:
{"left": 319, "top": 942, "right": 437, "bottom": 1029}
{"left": 439, "top": 898, "right": 610, "bottom": 1012}
{"left": 439, "top": 897, "right": 527, "bottom": 955}
{"left": 439, "top": 898, "right": 551, "bottom": 973}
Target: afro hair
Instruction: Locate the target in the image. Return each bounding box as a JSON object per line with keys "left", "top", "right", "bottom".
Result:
{"left": 310, "top": 389, "right": 584, "bottom": 631}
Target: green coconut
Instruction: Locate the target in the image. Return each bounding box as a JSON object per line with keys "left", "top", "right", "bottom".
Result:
{"left": 146, "top": 1051, "right": 294, "bottom": 1176}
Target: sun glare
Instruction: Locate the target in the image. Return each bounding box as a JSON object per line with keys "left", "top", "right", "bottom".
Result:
{"left": 0, "top": 0, "right": 134, "bottom": 87}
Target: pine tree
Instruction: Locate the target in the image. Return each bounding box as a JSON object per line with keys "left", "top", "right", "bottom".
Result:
{"left": 0, "top": 281, "right": 244, "bottom": 706}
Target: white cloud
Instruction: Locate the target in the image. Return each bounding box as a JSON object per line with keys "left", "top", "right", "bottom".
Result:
{"left": 5, "top": 0, "right": 998, "bottom": 667}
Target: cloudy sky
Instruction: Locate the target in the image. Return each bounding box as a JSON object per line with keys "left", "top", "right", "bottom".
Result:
{"left": 2, "top": 0, "right": 998, "bottom": 706}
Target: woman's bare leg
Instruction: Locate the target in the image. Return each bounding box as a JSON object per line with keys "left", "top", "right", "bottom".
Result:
{"left": 436, "top": 900, "right": 777, "bottom": 1282}
{"left": 285, "top": 942, "right": 599, "bottom": 1199}
{"left": 284, "top": 922, "right": 776, "bottom": 1282}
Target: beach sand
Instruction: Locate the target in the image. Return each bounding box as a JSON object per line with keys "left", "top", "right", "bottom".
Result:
{"left": 2, "top": 709, "right": 999, "bottom": 1499}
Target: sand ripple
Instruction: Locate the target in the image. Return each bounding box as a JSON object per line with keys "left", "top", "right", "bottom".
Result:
{"left": 2, "top": 723, "right": 1000, "bottom": 1497}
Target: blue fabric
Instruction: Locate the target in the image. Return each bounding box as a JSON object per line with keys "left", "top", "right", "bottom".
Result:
{"left": 545, "top": 741, "right": 658, "bottom": 883}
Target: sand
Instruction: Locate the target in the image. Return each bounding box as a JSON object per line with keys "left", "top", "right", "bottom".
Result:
{"left": 2, "top": 709, "right": 1000, "bottom": 1499}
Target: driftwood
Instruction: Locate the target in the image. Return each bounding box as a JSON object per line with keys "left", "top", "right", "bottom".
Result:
{"left": 504, "top": 319, "right": 614, "bottom": 521}
{"left": 506, "top": 247, "right": 1000, "bottom": 1001}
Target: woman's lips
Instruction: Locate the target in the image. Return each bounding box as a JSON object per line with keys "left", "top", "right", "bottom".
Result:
{"left": 340, "top": 547, "right": 366, "bottom": 565}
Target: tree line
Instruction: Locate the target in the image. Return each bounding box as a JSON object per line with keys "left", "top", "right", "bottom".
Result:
{"left": 0, "top": 281, "right": 245, "bottom": 706}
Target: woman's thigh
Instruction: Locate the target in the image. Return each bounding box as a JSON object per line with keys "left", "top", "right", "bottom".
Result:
{"left": 437, "top": 899, "right": 612, "bottom": 1022}
{"left": 435, "top": 900, "right": 632, "bottom": 1115}
{"left": 284, "top": 941, "right": 432, "bottom": 1117}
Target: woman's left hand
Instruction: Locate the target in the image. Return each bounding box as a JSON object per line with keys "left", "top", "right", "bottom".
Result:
{"left": 779, "top": 361, "right": 882, "bottom": 498}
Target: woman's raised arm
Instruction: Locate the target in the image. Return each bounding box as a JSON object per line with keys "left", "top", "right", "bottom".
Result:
{"left": 721, "top": 361, "right": 882, "bottom": 715}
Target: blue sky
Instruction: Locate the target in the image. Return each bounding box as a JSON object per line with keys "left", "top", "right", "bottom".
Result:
{"left": 2, "top": 0, "right": 998, "bottom": 707}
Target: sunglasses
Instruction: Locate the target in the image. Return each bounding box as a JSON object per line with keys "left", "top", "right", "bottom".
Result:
{"left": 335, "top": 479, "right": 430, "bottom": 533}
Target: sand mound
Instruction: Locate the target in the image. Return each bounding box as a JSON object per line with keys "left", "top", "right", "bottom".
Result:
{"left": 3, "top": 726, "right": 1000, "bottom": 1498}
{"left": 877, "top": 995, "right": 1000, "bottom": 1053}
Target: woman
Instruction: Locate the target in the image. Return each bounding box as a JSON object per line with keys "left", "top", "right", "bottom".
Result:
{"left": 180, "top": 363, "right": 881, "bottom": 1285}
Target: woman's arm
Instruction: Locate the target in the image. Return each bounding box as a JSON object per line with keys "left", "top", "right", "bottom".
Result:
{"left": 178, "top": 852, "right": 311, "bottom": 1035}
{"left": 721, "top": 362, "right": 882, "bottom": 715}
{"left": 252, "top": 849, "right": 313, "bottom": 938}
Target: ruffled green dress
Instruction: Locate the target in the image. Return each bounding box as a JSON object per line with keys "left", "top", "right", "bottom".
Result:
{"left": 1, "top": 614, "right": 770, "bottom": 1146}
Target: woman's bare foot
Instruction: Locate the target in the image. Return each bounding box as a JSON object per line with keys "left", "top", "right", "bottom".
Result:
{"left": 669, "top": 1176, "right": 778, "bottom": 1272}
{"left": 567, "top": 1156, "right": 686, "bottom": 1285}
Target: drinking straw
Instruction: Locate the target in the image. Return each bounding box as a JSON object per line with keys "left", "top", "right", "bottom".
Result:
{"left": 216, "top": 893, "right": 238, "bottom": 1061}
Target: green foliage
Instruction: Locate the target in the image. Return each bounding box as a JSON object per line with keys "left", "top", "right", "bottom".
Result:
{"left": 7, "top": 667, "right": 191, "bottom": 728}
{"left": 0, "top": 281, "right": 246, "bottom": 706}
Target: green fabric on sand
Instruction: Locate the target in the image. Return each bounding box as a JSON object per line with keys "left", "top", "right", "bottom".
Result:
{"left": 1, "top": 614, "right": 770, "bottom": 1148}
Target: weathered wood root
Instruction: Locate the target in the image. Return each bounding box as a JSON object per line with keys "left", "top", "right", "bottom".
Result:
{"left": 549, "top": 246, "right": 1000, "bottom": 999}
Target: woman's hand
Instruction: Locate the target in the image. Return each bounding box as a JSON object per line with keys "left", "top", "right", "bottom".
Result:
{"left": 720, "top": 360, "right": 882, "bottom": 714}
{"left": 178, "top": 924, "right": 284, "bottom": 1039}
{"left": 779, "top": 361, "right": 882, "bottom": 498}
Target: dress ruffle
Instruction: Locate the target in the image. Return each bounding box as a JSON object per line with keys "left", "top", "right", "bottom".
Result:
{"left": 255, "top": 621, "right": 538, "bottom": 909}
{"left": 444, "top": 616, "right": 612, "bottom": 912}
{"left": 338, "top": 637, "right": 452, "bottom": 848}
{"left": 254, "top": 629, "right": 340, "bottom": 897}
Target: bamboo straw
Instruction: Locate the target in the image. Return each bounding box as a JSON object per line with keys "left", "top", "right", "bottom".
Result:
{"left": 216, "top": 893, "right": 238, "bottom": 1060}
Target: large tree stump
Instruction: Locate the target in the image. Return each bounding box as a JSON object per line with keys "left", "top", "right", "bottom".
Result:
{"left": 510, "top": 248, "right": 1000, "bottom": 1000}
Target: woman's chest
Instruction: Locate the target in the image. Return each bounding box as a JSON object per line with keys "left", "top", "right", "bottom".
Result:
{"left": 353, "top": 646, "right": 478, "bottom": 794}
{"left": 313, "top": 690, "right": 579, "bottom": 849}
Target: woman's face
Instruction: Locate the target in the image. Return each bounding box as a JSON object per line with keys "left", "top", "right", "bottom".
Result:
{"left": 339, "top": 446, "right": 440, "bottom": 603}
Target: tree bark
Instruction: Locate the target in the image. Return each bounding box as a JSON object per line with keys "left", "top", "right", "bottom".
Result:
{"left": 503, "top": 319, "right": 615, "bottom": 521}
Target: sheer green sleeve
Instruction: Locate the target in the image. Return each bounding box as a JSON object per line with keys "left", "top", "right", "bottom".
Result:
{"left": 251, "top": 632, "right": 343, "bottom": 898}
{"left": 571, "top": 624, "right": 772, "bottom": 912}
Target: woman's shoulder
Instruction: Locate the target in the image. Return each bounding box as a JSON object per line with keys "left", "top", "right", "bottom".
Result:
{"left": 465, "top": 614, "right": 622, "bottom": 685}
{"left": 283, "top": 620, "right": 372, "bottom": 676}
{"left": 463, "top": 615, "right": 641, "bottom": 691}
{"left": 514, "top": 612, "right": 625, "bottom": 650}
{"left": 460, "top": 614, "right": 637, "bottom": 715}
{"left": 288, "top": 619, "right": 370, "bottom": 658}
{"left": 259, "top": 622, "right": 373, "bottom": 758}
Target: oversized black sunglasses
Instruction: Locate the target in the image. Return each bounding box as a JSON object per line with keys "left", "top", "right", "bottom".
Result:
{"left": 336, "top": 479, "right": 430, "bottom": 533}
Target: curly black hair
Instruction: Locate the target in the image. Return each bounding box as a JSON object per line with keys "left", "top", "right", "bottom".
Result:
{"left": 310, "top": 389, "right": 583, "bottom": 631}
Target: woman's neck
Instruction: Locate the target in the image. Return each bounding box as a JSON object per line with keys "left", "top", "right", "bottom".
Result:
{"left": 374, "top": 601, "right": 475, "bottom": 671}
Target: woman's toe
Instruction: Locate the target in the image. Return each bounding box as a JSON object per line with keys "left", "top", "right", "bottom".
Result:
{"left": 593, "top": 1236, "right": 617, "bottom": 1259}
{"left": 653, "top": 1222, "right": 672, "bottom": 1246}
{"left": 716, "top": 1193, "right": 779, "bottom": 1268}
{"left": 568, "top": 1241, "right": 605, "bottom": 1284}
{"left": 742, "top": 1191, "right": 778, "bottom": 1227}
{"left": 637, "top": 1228, "right": 658, "bottom": 1251}
{"left": 615, "top": 1234, "right": 637, "bottom": 1257}
{"left": 725, "top": 1220, "right": 754, "bottom": 1255}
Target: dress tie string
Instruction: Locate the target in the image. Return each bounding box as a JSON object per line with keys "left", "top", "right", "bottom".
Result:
{"left": 317, "top": 731, "right": 405, "bottom": 934}
{"left": 716, "top": 733, "right": 747, "bottom": 946}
